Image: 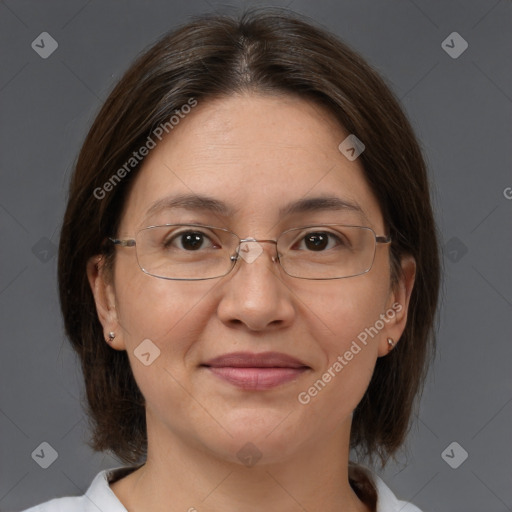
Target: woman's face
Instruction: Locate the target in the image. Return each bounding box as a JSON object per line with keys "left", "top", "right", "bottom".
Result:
{"left": 89, "top": 93, "right": 414, "bottom": 465}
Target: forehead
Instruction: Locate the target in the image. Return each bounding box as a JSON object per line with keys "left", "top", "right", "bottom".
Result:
{"left": 119, "top": 93, "right": 384, "bottom": 234}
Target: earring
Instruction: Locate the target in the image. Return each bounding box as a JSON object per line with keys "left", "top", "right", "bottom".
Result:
{"left": 387, "top": 337, "right": 395, "bottom": 352}
{"left": 107, "top": 332, "right": 116, "bottom": 343}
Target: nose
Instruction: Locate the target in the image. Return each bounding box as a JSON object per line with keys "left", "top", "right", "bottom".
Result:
{"left": 216, "top": 240, "right": 295, "bottom": 332}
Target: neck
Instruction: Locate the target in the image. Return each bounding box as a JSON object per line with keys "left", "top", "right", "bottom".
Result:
{"left": 111, "top": 417, "right": 371, "bottom": 512}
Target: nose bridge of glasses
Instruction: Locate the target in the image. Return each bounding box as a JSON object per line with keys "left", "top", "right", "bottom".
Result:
{"left": 239, "top": 237, "right": 277, "bottom": 245}
{"left": 235, "top": 237, "right": 279, "bottom": 264}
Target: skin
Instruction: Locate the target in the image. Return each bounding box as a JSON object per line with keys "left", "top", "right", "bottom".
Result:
{"left": 87, "top": 93, "right": 415, "bottom": 512}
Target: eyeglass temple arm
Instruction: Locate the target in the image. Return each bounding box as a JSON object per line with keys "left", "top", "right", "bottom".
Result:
{"left": 376, "top": 235, "right": 392, "bottom": 244}
{"left": 109, "top": 237, "right": 136, "bottom": 247}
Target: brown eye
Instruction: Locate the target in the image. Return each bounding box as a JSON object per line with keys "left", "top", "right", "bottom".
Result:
{"left": 304, "top": 233, "right": 329, "bottom": 251}
{"left": 180, "top": 232, "right": 205, "bottom": 251}
{"left": 294, "top": 231, "right": 344, "bottom": 252}
{"left": 163, "top": 230, "right": 217, "bottom": 251}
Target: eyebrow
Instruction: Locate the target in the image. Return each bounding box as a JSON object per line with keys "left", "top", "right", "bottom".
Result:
{"left": 145, "top": 194, "right": 233, "bottom": 218}
{"left": 278, "top": 195, "right": 366, "bottom": 219}
{"left": 144, "top": 193, "right": 367, "bottom": 222}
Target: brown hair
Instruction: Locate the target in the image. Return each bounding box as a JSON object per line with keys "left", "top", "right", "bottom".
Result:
{"left": 59, "top": 6, "right": 440, "bottom": 488}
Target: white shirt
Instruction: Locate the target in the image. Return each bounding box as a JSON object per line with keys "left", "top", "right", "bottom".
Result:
{"left": 21, "top": 466, "right": 423, "bottom": 512}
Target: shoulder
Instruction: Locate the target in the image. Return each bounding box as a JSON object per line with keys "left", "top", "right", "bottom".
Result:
{"left": 20, "top": 495, "right": 93, "bottom": 512}
{"left": 371, "top": 471, "right": 424, "bottom": 512}
{"left": 350, "top": 462, "right": 423, "bottom": 512}
{"left": 19, "top": 466, "right": 137, "bottom": 512}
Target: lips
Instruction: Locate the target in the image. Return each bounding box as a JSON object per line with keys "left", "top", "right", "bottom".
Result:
{"left": 202, "top": 352, "right": 310, "bottom": 390}
{"left": 203, "top": 351, "right": 308, "bottom": 369}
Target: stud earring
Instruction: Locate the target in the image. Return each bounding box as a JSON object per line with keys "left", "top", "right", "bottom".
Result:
{"left": 387, "top": 337, "right": 395, "bottom": 352}
{"left": 107, "top": 332, "right": 116, "bottom": 343}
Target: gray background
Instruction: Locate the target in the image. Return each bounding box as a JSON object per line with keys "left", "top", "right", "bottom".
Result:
{"left": 1, "top": 1, "right": 511, "bottom": 511}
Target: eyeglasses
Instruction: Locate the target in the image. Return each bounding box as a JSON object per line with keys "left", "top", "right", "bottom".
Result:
{"left": 109, "top": 223, "right": 391, "bottom": 281}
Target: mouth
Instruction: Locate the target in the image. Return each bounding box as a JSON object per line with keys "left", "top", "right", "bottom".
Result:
{"left": 201, "top": 352, "right": 310, "bottom": 390}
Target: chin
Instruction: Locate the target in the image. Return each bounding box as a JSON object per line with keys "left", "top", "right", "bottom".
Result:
{"left": 200, "top": 406, "right": 310, "bottom": 466}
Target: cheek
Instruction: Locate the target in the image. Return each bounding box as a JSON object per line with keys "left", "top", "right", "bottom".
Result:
{"left": 293, "top": 273, "right": 390, "bottom": 414}
{"left": 296, "top": 268, "right": 390, "bottom": 348}
{"left": 115, "top": 272, "right": 217, "bottom": 349}
{"left": 112, "top": 275, "right": 219, "bottom": 413}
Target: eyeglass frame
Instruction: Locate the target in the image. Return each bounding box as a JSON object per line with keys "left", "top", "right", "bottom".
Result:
{"left": 108, "top": 223, "right": 392, "bottom": 281}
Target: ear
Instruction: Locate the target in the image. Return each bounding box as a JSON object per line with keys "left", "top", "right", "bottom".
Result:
{"left": 377, "top": 254, "right": 416, "bottom": 357}
{"left": 86, "top": 254, "right": 126, "bottom": 351}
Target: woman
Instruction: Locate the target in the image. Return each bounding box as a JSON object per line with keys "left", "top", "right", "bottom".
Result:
{"left": 23, "top": 8, "right": 440, "bottom": 512}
